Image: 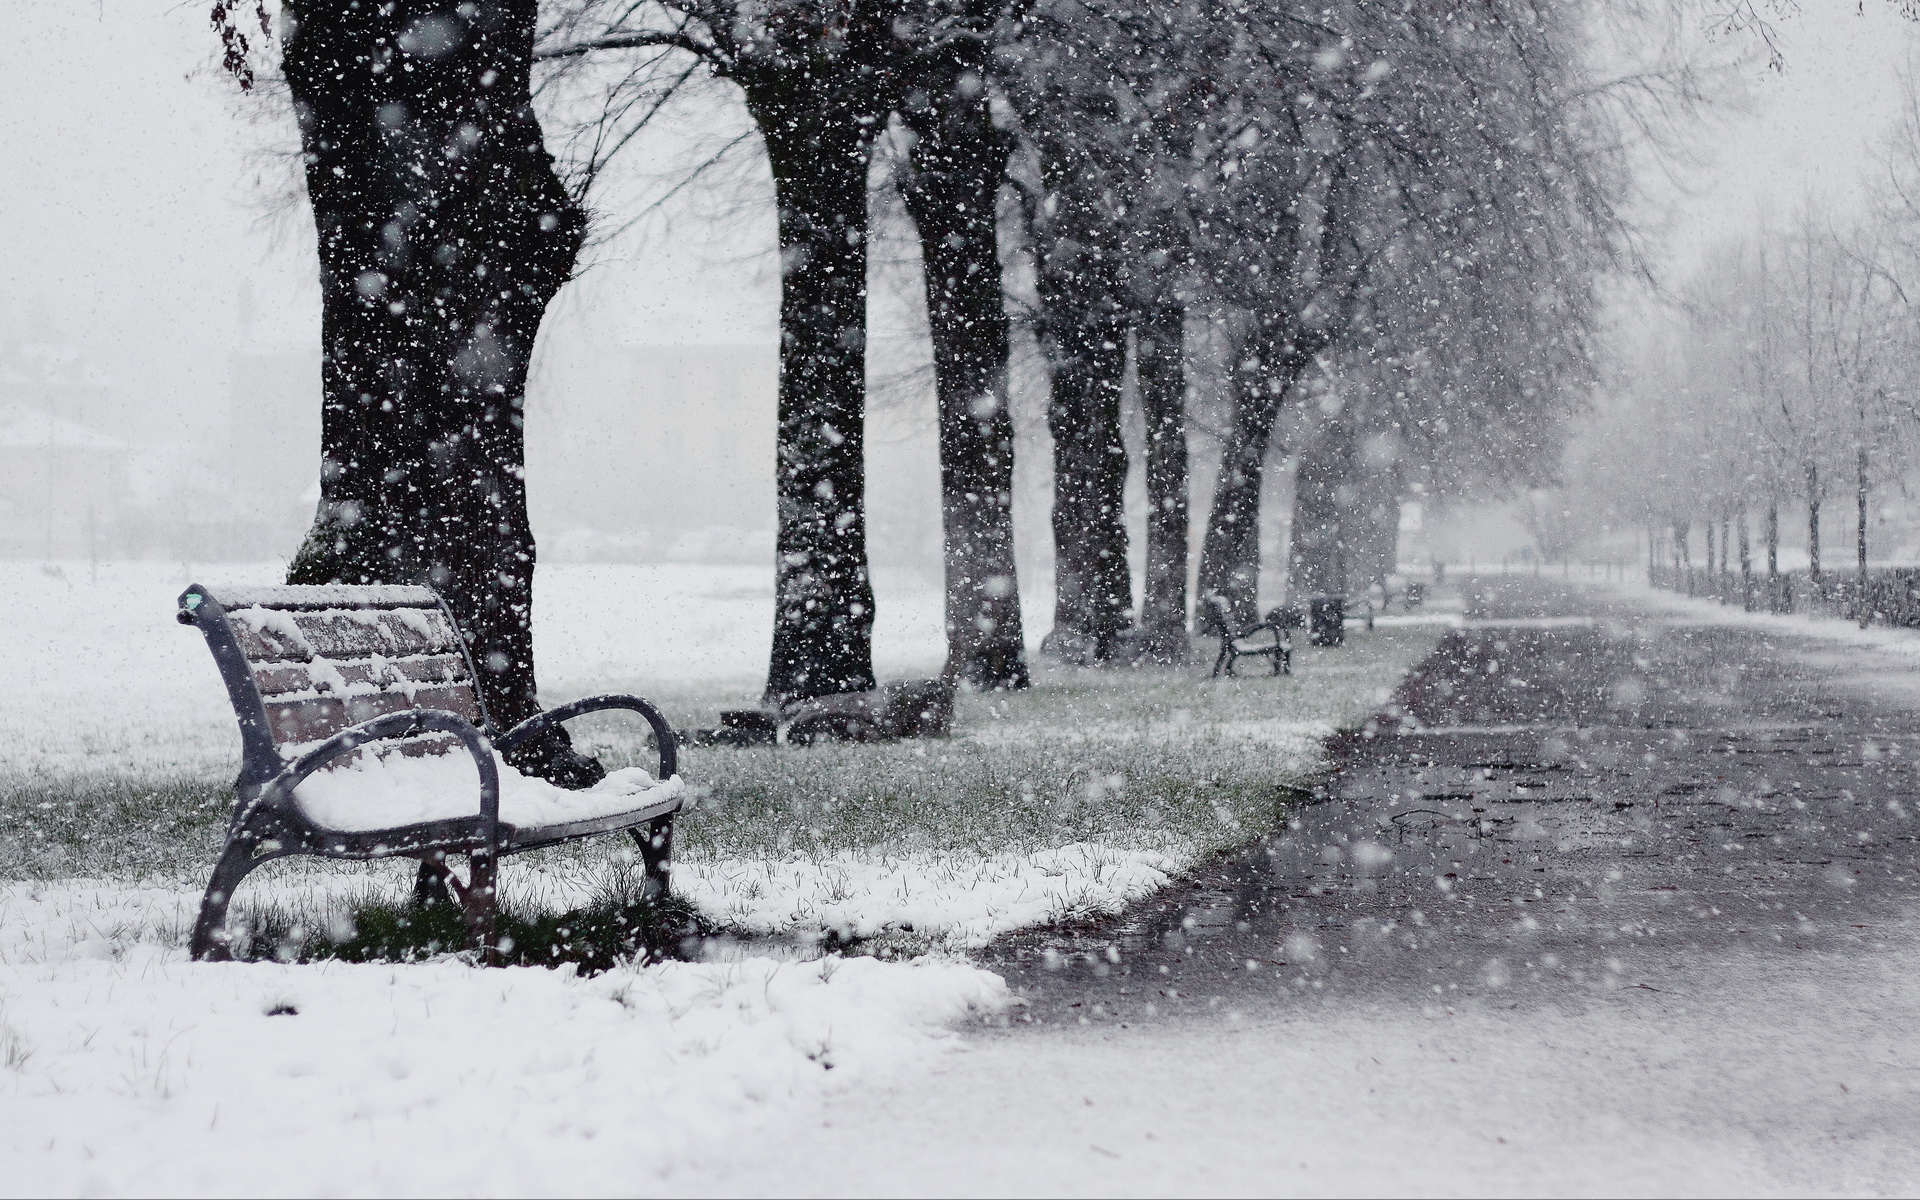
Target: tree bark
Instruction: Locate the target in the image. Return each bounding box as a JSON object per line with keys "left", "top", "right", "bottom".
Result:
{"left": 1287, "top": 414, "right": 1356, "bottom": 603}
{"left": 1349, "top": 468, "right": 1402, "bottom": 595}
{"left": 1712, "top": 522, "right": 1728, "bottom": 599}
{"left": 1766, "top": 501, "right": 1780, "bottom": 612}
{"left": 1041, "top": 308, "right": 1132, "bottom": 662}
{"left": 898, "top": 61, "right": 1028, "bottom": 691}
{"left": 1807, "top": 460, "right": 1822, "bottom": 584}
{"left": 1135, "top": 303, "right": 1190, "bottom": 660}
{"left": 1738, "top": 507, "right": 1752, "bottom": 610}
{"left": 1858, "top": 444, "right": 1870, "bottom": 628}
{"left": 1195, "top": 326, "right": 1311, "bottom": 632}
{"left": 1766, "top": 502, "right": 1779, "bottom": 577}
{"left": 282, "top": 0, "right": 592, "bottom": 779}
{"left": 744, "top": 89, "right": 880, "bottom": 704}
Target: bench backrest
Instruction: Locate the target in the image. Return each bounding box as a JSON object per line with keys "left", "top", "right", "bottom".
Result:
{"left": 179, "top": 583, "right": 488, "bottom": 791}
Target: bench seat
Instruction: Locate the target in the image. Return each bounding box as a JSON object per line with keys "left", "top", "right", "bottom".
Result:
{"left": 292, "top": 751, "right": 682, "bottom": 834}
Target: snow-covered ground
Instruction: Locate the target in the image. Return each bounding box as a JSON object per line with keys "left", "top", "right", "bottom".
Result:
{"left": 1619, "top": 574, "right": 1920, "bottom": 657}
{"left": 4, "top": 561, "right": 1439, "bottom": 951}
{"left": 0, "top": 939, "right": 1005, "bottom": 1196}
{"left": 684, "top": 933, "right": 1920, "bottom": 1197}
{"left": 0, "top": 560, "right": 1447, "bottom": 1195}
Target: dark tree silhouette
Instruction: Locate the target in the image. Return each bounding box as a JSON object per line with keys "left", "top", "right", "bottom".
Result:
{"left": 898, "top": 35, "right": 1029, "bottom": 690}
{"left": 277, "top": 0, "right": 596, "bottom": 781}
{"left": 542, "top": 1, "right": 1036, "bottom": 701}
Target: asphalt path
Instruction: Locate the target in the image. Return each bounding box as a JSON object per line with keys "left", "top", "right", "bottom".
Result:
{"left": 983, "top": 575, "right": 1920, "bottom": 1021}
{"left": 692, "top": 578, "right": 1920, "bottom": 1197}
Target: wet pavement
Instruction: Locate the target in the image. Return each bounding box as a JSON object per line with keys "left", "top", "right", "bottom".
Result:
{"left": 983, "top": 576, "right": 1920, "bottom": 1023}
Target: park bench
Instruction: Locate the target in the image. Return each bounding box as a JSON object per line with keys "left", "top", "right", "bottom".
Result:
{"left": 177, "top": 583, "right": 683, "bottom": 963}
{"left": 1205, "top": 593, "right": 1298, "bottom": 677}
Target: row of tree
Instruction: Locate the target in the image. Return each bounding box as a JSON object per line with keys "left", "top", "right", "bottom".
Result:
{"left": 226, "top": 0, "right": 1638, "bottom": 780}
{"left": 1573, "top": 68, "right": 1920, "bottom": 595}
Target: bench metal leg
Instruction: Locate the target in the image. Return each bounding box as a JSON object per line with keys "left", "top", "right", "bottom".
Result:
{"left": 412, "top": 857, "right": 456, "bottom": 908}
{"left": 190, "top": 837, "right": 269, "bottom": 962}
{"left": 632, "top": 816, "right": 673, "bottom": 903}
{"left": 413, "top": 852, "right": 499, "bottom": 963}
{"left": 464, "top": 849, "right": 498, "bottom": 965}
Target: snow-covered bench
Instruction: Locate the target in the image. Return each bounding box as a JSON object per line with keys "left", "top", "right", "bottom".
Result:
{"left": 177, "top": 583, "right": 683, "bottom": 963}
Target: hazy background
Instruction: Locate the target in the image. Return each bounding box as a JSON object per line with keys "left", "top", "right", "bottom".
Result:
{"left": 4, "top": 1, "right": 1917, "bottom": 587}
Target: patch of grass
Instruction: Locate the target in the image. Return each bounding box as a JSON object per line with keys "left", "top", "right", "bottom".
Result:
{"left": 0, "top": 772, "right": 228, "bottom": 879}
{"left": 0, "top": 624, "right": 1446, "bottom": 925}
{"left": 235, "top": 885, "right": 709, "bottom": 974}
{"left": 557, "top": 627, "right": 1439, "bottom": 869}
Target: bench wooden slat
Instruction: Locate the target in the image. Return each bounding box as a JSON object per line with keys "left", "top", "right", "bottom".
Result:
{"left": 217, "top": 584, "right": 441, "bottom": 610}
{"left": 253, "top": 652, "right": 474, "bottom": 699}
{"left": 263, "top": 685, "right": 487, "bottom": 747}
{"left": 227, "top": 607, "right": 465, "bottom": 664}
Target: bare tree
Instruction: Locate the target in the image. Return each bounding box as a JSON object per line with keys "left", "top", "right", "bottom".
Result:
{"left": 233, "top": 0, "right": 600, "bottom": 782}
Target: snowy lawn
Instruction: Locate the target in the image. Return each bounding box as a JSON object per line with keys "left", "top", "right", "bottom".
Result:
{"left": 0, "top": 938, "right": 1006, "bottom": 1195}
{"left": 0, "top": 561, "right": 1445, "bottom": 1196}
{"left": 1, "top": 561, "right": 1446, "bottom": 953}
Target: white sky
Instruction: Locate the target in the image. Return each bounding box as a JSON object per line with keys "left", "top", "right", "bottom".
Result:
{"left": 1655, "top": 3, "right": 1920, "bottom": 274}
{"left": 2, "top": 2, "right": 1919, "bottom": 446}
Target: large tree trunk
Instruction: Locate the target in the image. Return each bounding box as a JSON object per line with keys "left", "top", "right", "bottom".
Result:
{"left": 1857, "top": 444, "right": 1870, "bottom": 628}
{"left": 1766, "top": 502, "right": 1779, "bottom": 577}
{"left": 1738, "top": 507, "right": 1752, "bottom": 610}
{"left": 745, "top": 91, "right": 879, "bottom": 704}
{"left": 1195, "top": 326, "right": 1311, "bottom": 632}
{"left": 283, "top": 0, "right": 593, "bottom": 780}
{"left": 1041, "top": 308, "right": 1131, "bottom": 662}
{"left": 1712, "top": 522, "right": 1728, "bottom": 599}
{"left": 1348, "top": 464, "right": 1402, "bottom": 595}
{"left": 899, "top": 62, "right": 1028, "bottom": 691}
{"left": 1807, "top": 460, "right": 1822, "bottom": 583}
{"left": 1288, "top": 416, "right": 1356, "bottom": 602}
{"left": 1135, "top": 303, "right": 1190, "bottom": 660}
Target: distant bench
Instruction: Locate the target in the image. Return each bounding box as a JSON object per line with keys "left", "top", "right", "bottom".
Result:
{"left": 1205, "top": 594, "right": 1299, "bottom": 677}
{"left": 178, "top": 583, "right": 683, "bottom": 962}
{"left": 1206, "top": 579, "right": 1424, "bottom": 666}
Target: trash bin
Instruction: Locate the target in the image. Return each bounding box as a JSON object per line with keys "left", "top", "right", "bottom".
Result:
{"left": 1308, "top": 595, "right": 1345, "bottom": 647}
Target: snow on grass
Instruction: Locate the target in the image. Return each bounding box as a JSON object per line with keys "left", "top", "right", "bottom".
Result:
{"left": 0, "top": 562, "right": 1448, "bottom": 1194}
{"left": 676, "top": 842, "right": 1185, "bottom": 947}
{"left": 0, "top": 943, "right": 1006, "bottom": 1196}
{"left": 1609, "top": 577, "right": 1920, "bottom": 657}
{"left": 2, "top": 561, "right": 1446, "bottom": 951}
{"left": 0, "top": 560, "right": 952, "bottom": 779}
{"left": 0, "top": 873, "right": 1007, "bottom": 1194}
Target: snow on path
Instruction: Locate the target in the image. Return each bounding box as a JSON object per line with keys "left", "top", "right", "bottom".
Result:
{"left": 1609, "top": 577, "right": 1920, "bottom": 657}
{"left": 683, "top": 925, "right": 1920, "bottom": 1197}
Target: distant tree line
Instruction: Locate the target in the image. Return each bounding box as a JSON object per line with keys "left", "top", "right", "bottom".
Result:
{"left": 1576, "top": 69, "right": 1920, "bottom": 619}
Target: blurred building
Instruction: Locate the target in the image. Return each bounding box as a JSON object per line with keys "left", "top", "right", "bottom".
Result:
{"left": 533, "top": 342, "right": 779, "bottom": 562}
{"left": 0, "top": 339, "right": 128, "bottom": 559}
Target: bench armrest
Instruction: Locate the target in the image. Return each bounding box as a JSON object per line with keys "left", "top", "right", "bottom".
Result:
{"left": 253, "top": 708, "right": 502, "bottom": 832}
{"left": 497, "top": 694, "right": 678, "bottom": 782}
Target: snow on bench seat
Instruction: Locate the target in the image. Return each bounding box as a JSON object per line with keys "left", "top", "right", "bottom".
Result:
{"left": 293, "top": 750, "right": 683, "bottom": 834}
